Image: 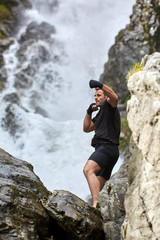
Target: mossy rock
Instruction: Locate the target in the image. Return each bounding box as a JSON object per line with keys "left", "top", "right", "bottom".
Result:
{"left": 119, "top": 117, "right": 131, "bottom": 151}
{"left": 0, "top": 4, "right": 13, "bottom": 21}
{"left": 0, "top": 31, "right": 6, "bottom": 39}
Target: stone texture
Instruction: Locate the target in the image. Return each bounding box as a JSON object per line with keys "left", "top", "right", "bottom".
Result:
{"left": 121, "top": 52, "right": 160, "bottom": 239}
{"left": 0, "top": 0, "right": 32, "bottom": 38}
{"left": 0, "top": 147, "right": 105, "bottom": 240}
{"left": 0, "top": 148, "right": 50, "bottom": 239}
{"left": 98, "top": 153, "right": 129, "bottom": 240}
{"left": 19, "top": 21, "right": 56, "bottom": 43}
{"left": 0, "top": 0, "right": 32, "bottom": 92}
{"left": 100, "top": 0, "right": 160, "bottom": 103}
{"left": 41, "top": 190, "right": 105, "bottom": 240}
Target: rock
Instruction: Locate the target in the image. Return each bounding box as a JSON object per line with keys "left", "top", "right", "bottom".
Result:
{"left": 3, "top": 92, "right": 20, "bottom": 104}
{"left": 121, "top": 52, "right": 160, "bottom": 239}
{"left": 0, "top": 38, "right": 14, "bottom": 89}
{"left": 0, "top": 0, "right": 31, "bottom": 92}
{"left": 0, "top": 0, "right": 32, "bottom": 37}
{"left": 1, "top": 104, "right": 21, "bottom": 136}
{"left": 0, "top": 148, "right": 51, "bottom": 239}
{"left": 41, "top": 190, "right": 105, "bottom": 240}
{"left": 0, "top": 37, "right": 14, "bottom": 52}
{"left": 0, "top": 38, "right": 14, "bottom": 93}
{"left": 19, "top": 21, "right": 56, "bottom": 43}
{"left": 100, "top": 0, "right": 160, "bottom": 103}
{"left": 98, "top": 153, "right": 128, "bottom": 240}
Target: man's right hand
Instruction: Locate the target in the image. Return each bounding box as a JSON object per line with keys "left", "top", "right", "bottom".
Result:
{"left": 89, "top": 79, "right": 103, "bottom": 89}
{"left": 87, "top": 103, "right": 98, "bottom": 115}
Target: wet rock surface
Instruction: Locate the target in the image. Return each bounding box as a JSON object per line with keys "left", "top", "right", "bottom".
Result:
{"left": 19, "top": 21, "right": 56, "bottom": 43}
{"left": 41, "top": 190, "right": 105, "bottom": 240}
{"left": 0, "top": 0, "right": 32, "bottom": 91}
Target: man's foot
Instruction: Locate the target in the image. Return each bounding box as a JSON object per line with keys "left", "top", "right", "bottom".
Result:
{"left": 92, "top": 200, "right": 98, "bottom": 208}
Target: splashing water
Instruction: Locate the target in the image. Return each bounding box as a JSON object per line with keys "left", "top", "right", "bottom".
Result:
{"left": 0, "top": 0, "right": 135, "bottom": 199}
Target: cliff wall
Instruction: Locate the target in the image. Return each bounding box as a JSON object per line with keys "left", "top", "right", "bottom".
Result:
{"left": 121, "top": 52, "right": 160, "bottom": 239}
{"left": 100, "top": 0, "right": 160, "bottom": 103}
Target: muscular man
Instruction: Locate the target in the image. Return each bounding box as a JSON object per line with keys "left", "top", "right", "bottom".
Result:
{"left": 83, "top": 80, "right": 121, "bottom": 207}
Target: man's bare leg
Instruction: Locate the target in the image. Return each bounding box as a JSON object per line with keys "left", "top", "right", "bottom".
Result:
{"left": 97, "top": 176, "right": 106, "bottom": 191}
{"left": 83, "top": 160, "right": 102, "bottom": 207}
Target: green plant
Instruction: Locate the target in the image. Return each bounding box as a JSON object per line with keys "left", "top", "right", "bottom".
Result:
{"left": 126, "top": 62, "right": 144, "bottom": 81}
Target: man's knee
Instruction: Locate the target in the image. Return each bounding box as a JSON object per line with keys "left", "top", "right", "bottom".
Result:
{"left": 83, "top": 165, "right": 90, "bottom": 177}
{"left": 83, "top": 160, "right": 101, "bottom": 177}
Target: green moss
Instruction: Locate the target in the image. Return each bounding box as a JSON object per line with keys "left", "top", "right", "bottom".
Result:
{"left": 0, "top": 31, "right": 7, "bottom": 39}
{"left": 144, "top": 23, "right": 149, "bottom": 33}
{"left": 0, "top": 4, "right": 13, "bottom": 20}
{"left": 119, "top": 117, "right": 131, "bottom": 151}
{"left": 124, "top": 94, "right": 131, "bottom": 106}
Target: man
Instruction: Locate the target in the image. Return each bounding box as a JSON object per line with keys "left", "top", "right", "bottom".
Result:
{"left": 83, "top": 79, "right": 120, "bottom": 208}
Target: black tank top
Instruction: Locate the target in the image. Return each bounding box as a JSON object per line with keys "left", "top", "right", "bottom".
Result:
{"left": 91, "top": 99, "right": 121, "bottom": 147}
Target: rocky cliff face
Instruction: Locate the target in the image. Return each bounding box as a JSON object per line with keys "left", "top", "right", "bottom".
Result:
{"left": 98, "top": 154, "right": 129, "bottom": 240}
{"left": 100, "top": 0, "right": 160, "bottom": 103}
{"left": 0, "top": 148, "right": 50, "bottom": 239}
{"left": 121, "top": 52, "right": 160, "bottom": 239}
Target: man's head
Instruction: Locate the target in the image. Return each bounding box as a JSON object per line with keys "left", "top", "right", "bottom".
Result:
{"left": 94, "top": 88, "right": 107, "bottom": 107}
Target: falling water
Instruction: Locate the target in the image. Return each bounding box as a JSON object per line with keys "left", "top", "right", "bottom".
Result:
{"left": 0, "top": 0, "right": 135, "bottom": 199}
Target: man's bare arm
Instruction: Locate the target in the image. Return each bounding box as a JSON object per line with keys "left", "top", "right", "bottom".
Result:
{"left": 102, "top": 84, "right": 118, "bottom": 108}
{"left": 83, "top": 103, "right": 97, "bottom": 132}
{"left": 83, "top": 113, "right": 95, "bottom": 132}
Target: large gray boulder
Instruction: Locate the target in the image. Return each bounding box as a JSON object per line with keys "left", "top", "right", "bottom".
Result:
{"left": 41, "top": 190, "right": 105, "bottom": 240}
{"left": 0, "top": 148, "right": 50, "bottom": 239}
{"left": 121, "top": 52, "right": 160, "bottom": 239}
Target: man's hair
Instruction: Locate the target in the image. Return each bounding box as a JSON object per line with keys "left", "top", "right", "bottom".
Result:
{"left": 95, "top": 87, "right": 107, "bottom": 96}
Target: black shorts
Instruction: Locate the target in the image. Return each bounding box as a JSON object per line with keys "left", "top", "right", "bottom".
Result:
{"left": 88, "top": 143, "right": 119, "bottom": 180}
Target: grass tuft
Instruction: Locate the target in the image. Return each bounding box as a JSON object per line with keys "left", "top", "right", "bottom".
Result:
{"left": 126, "top": 62, "right": 144, "bottom": 81}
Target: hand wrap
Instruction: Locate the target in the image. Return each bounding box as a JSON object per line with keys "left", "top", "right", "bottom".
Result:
{"left": 89, "top": 79, "right": 103, "bottom": 89}
{"left": 87, "top": 103, "right": 96, "bottom": 115}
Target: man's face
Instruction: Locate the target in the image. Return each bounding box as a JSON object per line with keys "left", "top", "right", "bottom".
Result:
{"left": 94, "top": 89, "right": 106, "bottom": 107}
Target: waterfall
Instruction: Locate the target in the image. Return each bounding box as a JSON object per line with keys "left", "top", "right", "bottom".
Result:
{"left": 0, "top": 0, "right": 135, "bottom": 200}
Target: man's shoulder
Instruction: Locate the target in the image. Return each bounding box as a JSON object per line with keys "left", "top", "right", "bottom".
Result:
{"left": 103, "top": 99, "right": 116, "bottom": 110}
